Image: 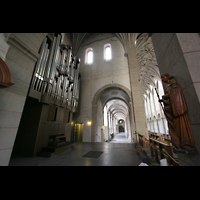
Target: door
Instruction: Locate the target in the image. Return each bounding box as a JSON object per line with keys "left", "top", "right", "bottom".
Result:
{"left": 74, "top": 124, "right": 84, "bottom": 142}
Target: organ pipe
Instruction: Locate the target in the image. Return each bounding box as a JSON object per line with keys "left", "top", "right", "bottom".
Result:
{"left": 30, "top": 33, "right": 81, "bottom": 111}
{"left": 42, "top": 36, "right": 57, "bottom": 94}
{"left": 31, "top": 37, "right": 47, "bottom": 89}
{"left": 47, "top": 34, "right": 62, "bottom": 96}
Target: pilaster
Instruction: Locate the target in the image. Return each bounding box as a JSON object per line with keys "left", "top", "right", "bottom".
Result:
{"left": 127, "top": 46, "right": 148, "bottom": 137}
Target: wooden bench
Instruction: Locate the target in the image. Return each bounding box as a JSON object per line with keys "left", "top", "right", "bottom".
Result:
{"left": 149, "top": 131, "right": 163, "bottom": 141}
{"left": 138, "top": 133, "right": 149, "bottom": 148}
{"left": 149, "top": 132, "right": 173, "bottom": 145}
{"left": 48, "top": 134, "right": 66, "bottom": 146}
{"left": 149, "top": 137, "right": 179, "bottom": 166}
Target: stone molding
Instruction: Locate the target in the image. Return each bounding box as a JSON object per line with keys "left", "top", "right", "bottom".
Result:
{"left": 6, "top": 34, "right": 39, "bottom": 62}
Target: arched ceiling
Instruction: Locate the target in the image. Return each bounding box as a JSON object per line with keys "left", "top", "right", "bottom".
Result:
{"left": 105, "top": 99, "right": 129, "bottom": 122}
{"left": 98, "top": 86, "right": 131, "bottom": 122}
{"left": 68, "top": 33, "right": 161, "bottom": 97}
{"left": 100, "top": 87, "right": 130, "bottom": 108}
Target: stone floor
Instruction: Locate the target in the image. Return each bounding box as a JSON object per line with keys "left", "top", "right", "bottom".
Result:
{"left": 109, "top": 132, "right": 132, "bottom": 143}
{"left": 9, "top": 133, "right": 143, "bottom": 166}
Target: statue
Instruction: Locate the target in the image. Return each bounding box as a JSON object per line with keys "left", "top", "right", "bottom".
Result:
{"left": 158, "top": 73, "right": 196, "bottom": 154}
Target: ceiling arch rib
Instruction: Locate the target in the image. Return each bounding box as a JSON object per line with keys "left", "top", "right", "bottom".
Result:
{"left": 135, "top": 33, "right": 161, "bottom": 96}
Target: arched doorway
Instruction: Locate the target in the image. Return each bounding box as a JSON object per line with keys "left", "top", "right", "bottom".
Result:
{"left": 119, "top": 126, "right": 125, "bottom": 132}
{"left": 91, "top": 83, "right": 135, "bottom": 143}
{"left": 118, "top": 119, "right": 125, "bottom": 132}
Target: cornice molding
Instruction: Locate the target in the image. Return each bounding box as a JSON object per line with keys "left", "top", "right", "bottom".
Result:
{"left": 7, "top": 34, "right": 39, "bottom": 62}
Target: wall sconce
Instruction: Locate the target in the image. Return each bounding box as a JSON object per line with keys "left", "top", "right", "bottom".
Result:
{"left": 84, "top": 116, "right": 91, "bottom": 126}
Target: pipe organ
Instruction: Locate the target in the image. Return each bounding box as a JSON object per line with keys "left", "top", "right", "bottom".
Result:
{"left": 30, "top": 33, "right": 81, "bottom": 111}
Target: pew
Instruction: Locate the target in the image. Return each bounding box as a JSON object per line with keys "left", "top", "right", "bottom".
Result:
{"left": 138, "top": 133, "right": 149, "bottom": 148}
{"left": 148, "top": 131, "right": 163, "bottom": 141}
{"left": 149, "top": 135, "right": 179, "bottom": 166}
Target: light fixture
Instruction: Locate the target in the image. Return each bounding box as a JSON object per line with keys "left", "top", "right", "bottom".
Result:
{"left": 87, "top": 121, "right": 91, "bottom": 125}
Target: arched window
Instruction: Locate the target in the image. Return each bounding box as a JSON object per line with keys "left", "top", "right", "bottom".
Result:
{"left": 85, "top": 48, "right": 93, "bottom": 64}
{"left": 104, "top": 43, "right": 112, "bottom": 61}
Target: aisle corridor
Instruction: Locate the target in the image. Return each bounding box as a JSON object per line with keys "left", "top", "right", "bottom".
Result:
{"left": 109, "top": 132, "right": 132, "bottom": 143}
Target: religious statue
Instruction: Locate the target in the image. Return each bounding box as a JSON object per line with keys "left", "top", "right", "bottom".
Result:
{"left": 158, "top": 73, "right": 196, "bottom": 154}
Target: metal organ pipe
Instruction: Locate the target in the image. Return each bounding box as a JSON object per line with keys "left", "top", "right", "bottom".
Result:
{"left": 53, "top": 48, "right": 62, "bottom": 100}
{"left": 72, "top": 58, "right": 80, "bottom": 107}
{"left": 75, "top": 77, "right": 80, "bottom": 107}
{"left": 75, "top": 58, "right": 80, "bottom": 96}
{"left": 36, "top": 38, "right": 47, "bottom": 76}
{"left": 66, "top": 46, "right": 72, "bottom": 75}
{"left": 38, "top": 47, "right": 49, "bottom": 92}
{"left": 45, "top": 36, "right": 57, "bottom": 79}
{"left": 47, "top": 33, "right": 61, "bottom": 96}
{"left": 60, "top": 48, "right": 68, "bottom": 74}
{"left": 35, "top": 43, "right": 49, "bottom": 91}
{"left": 30, "top": 33, "right": 81, "bottom": 110}
{"left": 31, "top": 37, "right": 47, "bottom": 89}
{"left": 61, "top": 76, "right": 69, "bottom": 104}
{"left": 42, "top": 36, "right": 57, "bottom": 94}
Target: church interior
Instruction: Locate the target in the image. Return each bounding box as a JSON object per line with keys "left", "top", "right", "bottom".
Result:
{"left": 1, "top": 33, "right": 200, "bottom": 166}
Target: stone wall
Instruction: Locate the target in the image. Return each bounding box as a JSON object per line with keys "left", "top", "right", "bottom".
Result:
{"left": 76, "top": 33, "right": 131, "bottom": 142}
{"left": 0, "top": 33, "right": 47, "bottom": 165}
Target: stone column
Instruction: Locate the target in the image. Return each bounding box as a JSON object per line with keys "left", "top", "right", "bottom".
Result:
{"left": 126, "top": 46, "right": 148, "bottom": 138}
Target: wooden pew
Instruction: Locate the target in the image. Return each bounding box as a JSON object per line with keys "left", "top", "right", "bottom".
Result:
{"left": 149, "top": 131, "right": 163, "bottom": 141}
{"left": 149, "top": 136, "right": 179, "bottom": 166}
{"left": 138, "top": 133, "right": 149, "bottom": 148}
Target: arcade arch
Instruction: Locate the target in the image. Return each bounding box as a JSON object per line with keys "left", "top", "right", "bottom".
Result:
{"left": 104, "top": 99, "right": 131, "bottom": 140}
{"left": 91, "top": 83, "right": 135, "bottom": 143}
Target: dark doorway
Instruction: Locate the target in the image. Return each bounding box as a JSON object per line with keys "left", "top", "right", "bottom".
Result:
{"left": 119, "top": 126, "right": 125, "bottom": 133}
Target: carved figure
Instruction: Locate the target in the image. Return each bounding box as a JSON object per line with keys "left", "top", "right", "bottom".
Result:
{"left": 160, "top": 73, "right": 196, "bottom": 154}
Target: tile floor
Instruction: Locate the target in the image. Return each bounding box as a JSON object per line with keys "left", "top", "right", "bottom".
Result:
{"left": 9, "top": 132, "right": 143, "bottom": 166}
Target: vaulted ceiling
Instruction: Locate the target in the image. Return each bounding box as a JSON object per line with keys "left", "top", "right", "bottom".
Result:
{"left": 69, "top": 33, "right": 161, "bottom": 97}
{"left": 99, "top": 87, "right": 131, "bottom": 121}
{"left": 106, "top": 99, "right": 129, "bottom": 122}
{"left": 135, "top": 33, "right": 161, "bottom": 96}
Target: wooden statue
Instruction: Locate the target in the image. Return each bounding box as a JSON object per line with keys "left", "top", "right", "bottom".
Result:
{"left": 159, "top": 73, "right": 196, "bottom": 154}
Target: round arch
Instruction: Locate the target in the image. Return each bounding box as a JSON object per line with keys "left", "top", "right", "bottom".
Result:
{"left": 91, "top": 83, "right": 135, "bottom": 142}
{"left": 103, "top": 97, "right": 131, "bottom": 112}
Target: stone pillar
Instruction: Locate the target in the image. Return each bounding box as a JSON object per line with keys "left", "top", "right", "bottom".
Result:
{"left": 127, "top": 46, "right": 148, "bottom": 138}
{"left": 107, "top": 111, "right": 111, "bottom": 140}
{"left": 151, "top": 33, "right": 200, "bottom": 165}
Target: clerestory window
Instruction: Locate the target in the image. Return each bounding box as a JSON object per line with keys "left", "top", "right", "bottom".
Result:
{"left": 104, "top": 43, "right": 112, "bottom": 61}
{"left": 85, "top": 48, "right": 93, "bottom": 64}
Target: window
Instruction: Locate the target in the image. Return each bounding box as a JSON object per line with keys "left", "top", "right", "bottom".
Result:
{"left": 87, "top": 51, "right": 93, "bottom": 64}
{"left": 104, "top": 43, "right": 112, "bottom": 61}
{"left": 85, "top": 48, "right": 93, "bottom": 64}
